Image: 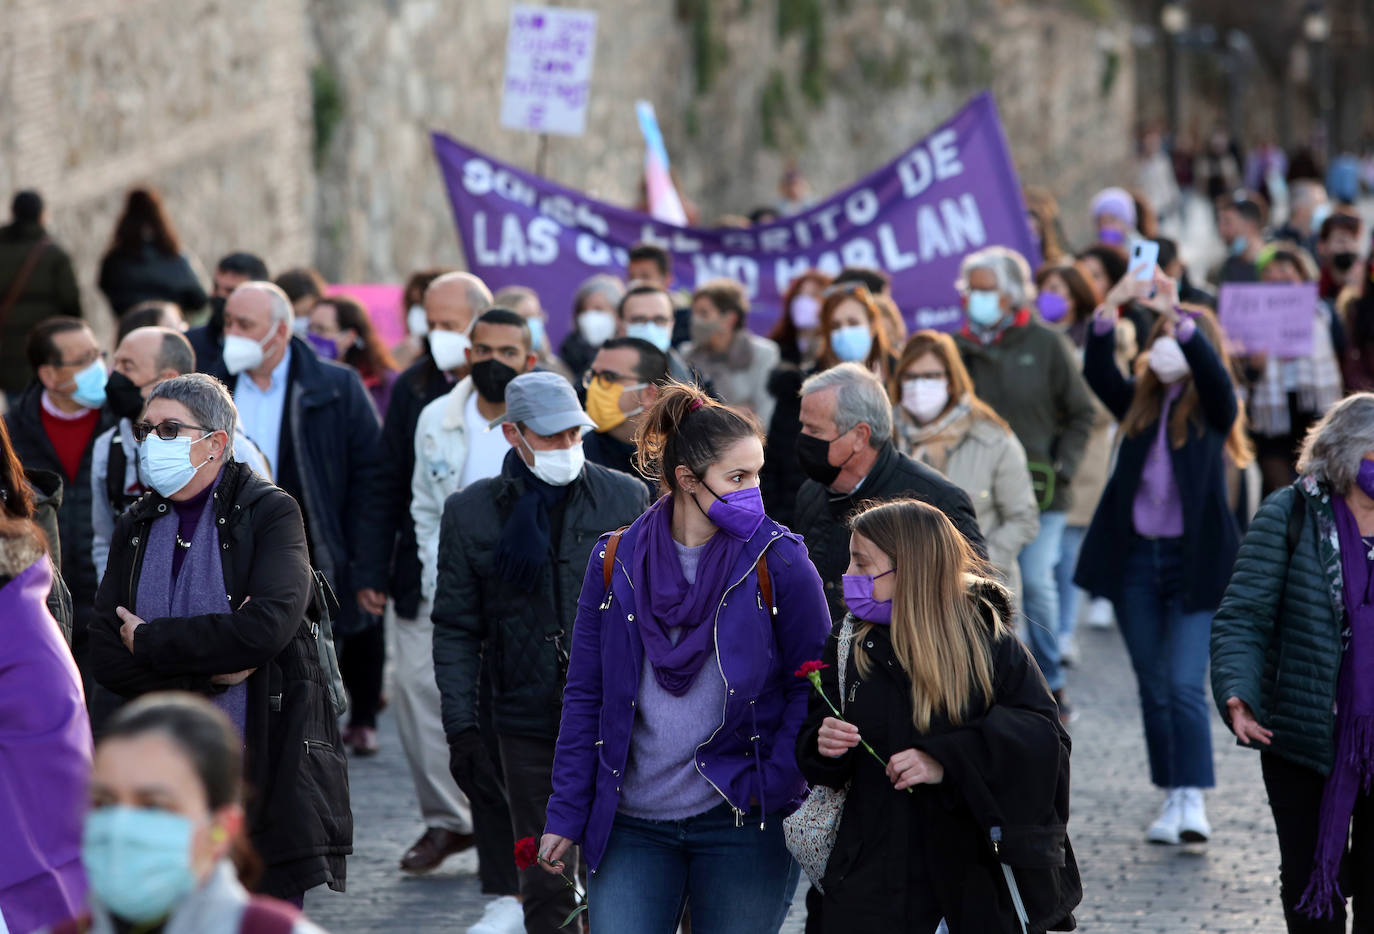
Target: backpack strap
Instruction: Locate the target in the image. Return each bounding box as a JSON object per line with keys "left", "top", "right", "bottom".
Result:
{"left": 601, "top": 527, "right": 628, "bottom": 595}
{"left": 240, "top": 896, "right": 301, "bottom": 934}
{"left": 0, "top": 235, "right": 51, "bottom": 330}
{"left": 755, "top": 552, "right": 774, "bottom": 615}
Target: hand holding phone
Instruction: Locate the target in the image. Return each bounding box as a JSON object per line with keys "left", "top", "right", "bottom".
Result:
{"left": 1131, "top": 240, "right": 1160, "bottom": 281}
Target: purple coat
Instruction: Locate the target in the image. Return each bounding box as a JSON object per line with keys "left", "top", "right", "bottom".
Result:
{"left": 544, "top": 511, "right": 830, "bottom": 871}
{"left": 0, "top": 557, "right": 91, "bottom": 932}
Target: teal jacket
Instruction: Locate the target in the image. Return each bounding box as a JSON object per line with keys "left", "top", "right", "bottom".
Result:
{"left": 1210, "top": 478, "right": 1346, "bottom": 775}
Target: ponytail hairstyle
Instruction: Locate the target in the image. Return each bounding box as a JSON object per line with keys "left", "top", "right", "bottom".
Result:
{"left": 634, "top": 381, "right": 762, "bottom": 497}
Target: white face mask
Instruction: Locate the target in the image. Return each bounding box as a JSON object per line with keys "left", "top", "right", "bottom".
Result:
{"left": 1147, "top": 336, "right": 1190, "bottom": 384}
{"left": 577, "top": 310, "right": 618, "bottom": 347}
{"left": 520, "top": 435, "right": 585, "bottom": 486}
{"left": 406, "top": 303, "right": 429, "bottom": 338}
{"left": 428, "top": 329, "right": 471, "bottom": 372}
{"left": 900, "top": 377, "right": 950, "bottom": 424}
{"left": 222, "top": 328, "right": 278, "bottom": 375}
{"left": 790, "top": 294, "right": 821, "bottom": 329}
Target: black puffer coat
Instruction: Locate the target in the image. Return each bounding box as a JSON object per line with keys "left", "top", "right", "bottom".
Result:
{"left": 432, "top": 452, "right": 649, "bottom": 741}
{"left": 797, "top": 585, "right": 1079, "bottom": 933}
{"left": 97, "top": 243, "right": 207, "bottom": 315}
{"left": 88, "top": 459, "right": 352, "bottom": 897}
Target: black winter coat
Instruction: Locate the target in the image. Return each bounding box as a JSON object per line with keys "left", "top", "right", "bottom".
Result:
{"left": 210, "top": 338, "right": 383, "bottom": 636}
{"left": 88, "top": 460, "right": 352, "bottom": 897}
{"left": 97, "top": 244, "right": 207, "bottom": 316}
{"left": 25, "top": 467, "right": 74, "bottom": 643}
{"left": 432, "top": 454, "right": 650, "bottom": 740}
{"left": 1073, "top": 321, "right": 1241, "bottom": 612}
{"left": 792, "top": 442, "right": 987, "bottom": 621}
{"left": 797, "top": 586, "right": 1079, "bottom": 933}
{"left": 354, "top": 355, "right": 453, "bottom": 619}
{"left": 761, "top": 364, "right": 811, "bottom": 528}
{"left": 4, "top": 384, "right": 116, "bottom": 646}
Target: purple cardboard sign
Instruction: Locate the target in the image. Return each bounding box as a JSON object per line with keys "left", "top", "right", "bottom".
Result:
{"left": 1217, "top": 282, "right": 1317, "bottom": 357}
{"left": 434, "top": 92, "right": 1040, "bottom": 345}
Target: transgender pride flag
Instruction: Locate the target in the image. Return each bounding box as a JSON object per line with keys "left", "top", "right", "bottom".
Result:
{"left": 635, "top": 100, "right": 688, "bottom": 226}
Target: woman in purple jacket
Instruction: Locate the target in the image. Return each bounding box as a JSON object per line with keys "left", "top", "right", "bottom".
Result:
{"left": 538, "top": 383, "right": 830, "bottom": 933}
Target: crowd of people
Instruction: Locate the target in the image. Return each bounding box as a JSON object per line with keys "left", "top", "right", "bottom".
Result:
{"left": 0, "top": 152, "right": 1371, "bottom": 934}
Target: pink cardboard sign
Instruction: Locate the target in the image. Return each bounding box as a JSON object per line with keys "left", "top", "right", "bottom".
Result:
{"left": 1217, "top": 282, "right": 1316, "bottom": 357}
{"left": 329, "top": 283, "right": 406, "bottom": 347}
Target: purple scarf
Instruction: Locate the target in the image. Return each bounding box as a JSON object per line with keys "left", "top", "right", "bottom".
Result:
{"left": 1299, "top": 494, "right": 1374, "bottom": 919}
{"left": 136, "top": 470, "right": 244, "bottom": 735}
{"left": 631, "top": 495, "right": 746, "bottom": 696}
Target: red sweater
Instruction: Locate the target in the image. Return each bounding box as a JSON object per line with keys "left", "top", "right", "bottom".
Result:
{"left": 40, "top": 406, "right": 101, "bottom": 482}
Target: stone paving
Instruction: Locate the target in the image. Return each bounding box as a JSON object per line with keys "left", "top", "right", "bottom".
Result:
{"left": 305, "top": 614, "right": 1290, "bottom": 934}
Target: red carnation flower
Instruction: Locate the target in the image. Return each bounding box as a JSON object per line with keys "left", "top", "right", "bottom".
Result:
{"left": 795, "top": 660, "right": 830, "bottom": 679}
{"left": 514, "top": 836, "right": 540, "bottom": 871}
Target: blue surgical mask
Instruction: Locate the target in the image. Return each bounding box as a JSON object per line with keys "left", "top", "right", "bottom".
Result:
{"left": 1229, "top": 235, "right": 1249, "bottom": 256}
{"left": 1310, "top": 202, "right": 1333, "bottom": 236}
{"left": 625, "top": 321, "right": 673, "bottom": 352}
{"left": 82, "top": 806, "right": 197, "bottom": 924}
{"left": 966, "top": 290, "right": 1004, "bottom": 328}
{"left": 139, "top": 432, "right": 212, "bottom": 497}
{"left": 526, "top": 317, "right": 547, "bottom": 353}
{"left": 829, "top": 324, "right": 873, "bottom": 362}
{"left": 73, "top": 359, "right": 108, "bottom": 409}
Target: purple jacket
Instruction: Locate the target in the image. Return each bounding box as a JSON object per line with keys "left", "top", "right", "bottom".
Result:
{"left": 0, "top": 557, "right": 91, "bottom": 933}
{"left": 544, "top": 511, "right": 830, "bottom": 871}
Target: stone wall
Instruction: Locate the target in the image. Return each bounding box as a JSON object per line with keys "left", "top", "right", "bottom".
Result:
{"left": 0, "top": 0, "right": 313, "bottom": 342}
{"left": 311, "top": 0, "right": 1136, "bottom": 284}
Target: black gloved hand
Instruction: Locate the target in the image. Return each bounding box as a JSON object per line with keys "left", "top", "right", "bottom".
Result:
{"left": 448, "top": 729, "right": 504, "bottom": 804}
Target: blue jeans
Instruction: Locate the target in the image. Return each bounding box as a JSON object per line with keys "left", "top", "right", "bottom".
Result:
{"left": 1018, "top": 510, "right": 1067, "bottom": 691}
{"left": 1055, "top": 524, "right": 1088, "bottom": 639}
{"left": 589, "top": 805, "right": 800, "bottom": 934}
{"left": 1113, "top": 537, "right": 1216, "bottom": 789}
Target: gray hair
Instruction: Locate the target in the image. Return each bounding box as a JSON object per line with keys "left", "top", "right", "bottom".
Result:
{"left": 800, "top": 362, "right": 892, "bottom": 447}
{"left": 147, "top": 373, "right": 237, "bottom": 459}
{"left": 154, "top": 328, "right": 195, "bottom": 375}
{"left": 574, "top": 274, "right": 625, "bottom": 313}
{"left": 1296, "top": 393, "right": 1374, "bottom": 494}
{"left": 956, "top": 246, "right": 1036, "bottom": 308}
{"left": 426, "top": 271, "right": 493, "bottom": 318}
{"left": 235, "top": 281, "right": 295, "bottom": 325}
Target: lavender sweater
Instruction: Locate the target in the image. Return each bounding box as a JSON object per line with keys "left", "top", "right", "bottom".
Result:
{"left": 618, "top": 540, "right": 727, "bottom": 820}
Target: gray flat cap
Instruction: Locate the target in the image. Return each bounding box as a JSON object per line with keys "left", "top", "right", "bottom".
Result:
{"left": 491, "top": 370, "right": 596, "bottom": 436}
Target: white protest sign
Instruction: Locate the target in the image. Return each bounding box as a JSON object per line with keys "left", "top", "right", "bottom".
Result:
{"left": 500, "top": 5, "right": 598, "bottom": 138}
{"left": 1217, "top": 282, "right": 1317, "bottom": 357}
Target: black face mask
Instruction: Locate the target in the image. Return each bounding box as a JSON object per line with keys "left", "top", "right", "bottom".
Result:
{"left": 1332, "top": 252, "right": 1359, "bottom": 273}
{"left": 106, "top": 371, "right": 147, "bottom": 421}
{"left": 796, "top": 432, "right": 843, "bottom": 487}
{"left": 470, "top": 359, "right": 520, "bottom": 404}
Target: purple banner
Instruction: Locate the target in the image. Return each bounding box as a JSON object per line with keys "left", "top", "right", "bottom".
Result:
{"left": 432, "top": 92, "right": 1039, "bottom": 343}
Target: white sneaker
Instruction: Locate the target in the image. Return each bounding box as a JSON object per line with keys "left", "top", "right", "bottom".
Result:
{"left": 468, "top": 895, "right": 524, "bottom": 934}
{"left": 1146, "top": 789, "right": 1182, "bottom": 845}
{"left": 1058, "top": 632, "right": 1079, "bottom": 668}
{"left": 1176, "top": 787, "right": 1211, "bottom": 842}
{"left": 1085, "top": 597, "right": 1114, "bottom": 629}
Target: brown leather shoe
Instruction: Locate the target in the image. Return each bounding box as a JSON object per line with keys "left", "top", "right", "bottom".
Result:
{"left": 400, "top": 827, "right": 475, "bottom": 873}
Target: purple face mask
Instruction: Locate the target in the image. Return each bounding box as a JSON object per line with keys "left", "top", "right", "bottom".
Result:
{"left": 1036, "top": 291, "right": 1070, "bottom": 323}
{"left": 1098, "top": 226, "right": 1126, "bottom": 246}
{"left": 306, "top": 331, "right": 339, "bottom": 360}
{"left": 1357, "top": 459, "right": 1374, "bottom": 499}
{"left": 703, "top": 484, "right": 766, "bottom": 541}
{"left": 842, "top": 569, "right": 895, "bottom": 624}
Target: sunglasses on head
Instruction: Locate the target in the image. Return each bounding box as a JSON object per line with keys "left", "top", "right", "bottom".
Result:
{"left": 132, "top": 420, "right": 216, "bottom": 442}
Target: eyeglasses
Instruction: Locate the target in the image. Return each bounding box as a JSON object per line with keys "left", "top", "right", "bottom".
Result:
{"left": 53, "top": 350, "right": 105, "bottom": 369}
{"left": 132, "top": 420, "right": 216, "bottom": 442}
{"left": 582, "top": 369, "right": 640, "bottom": 389}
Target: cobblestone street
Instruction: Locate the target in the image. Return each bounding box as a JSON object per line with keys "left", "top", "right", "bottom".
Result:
{"left": 307, "top": 615, "right": 1287, "bottom": 933}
